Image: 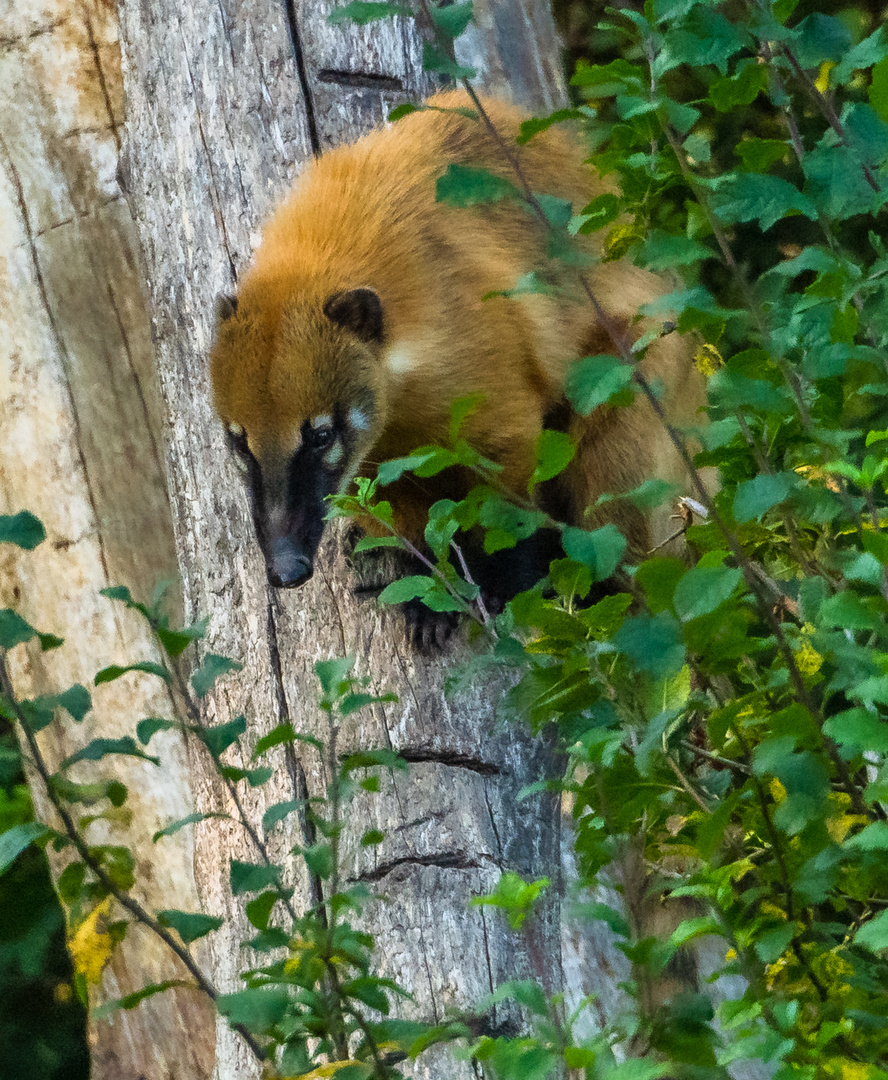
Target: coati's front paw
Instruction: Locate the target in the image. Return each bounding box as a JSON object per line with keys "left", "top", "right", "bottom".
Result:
{"left": 344, "top": 526, "right": 461, "bottom": 650}
{"left": 401, "top": 598, "right": 460, "bottom": 653}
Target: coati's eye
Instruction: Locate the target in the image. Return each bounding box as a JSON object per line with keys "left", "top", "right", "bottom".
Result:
{"left": 308, "top": 426, "right": 335, "bottom": 451}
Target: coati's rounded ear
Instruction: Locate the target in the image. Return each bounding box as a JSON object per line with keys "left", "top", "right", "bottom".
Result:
{"left": 215, "top": 293, "right": 239, "bottom": 323}
{"left": 323, "top": 288, "right": 384, "bottom": 344}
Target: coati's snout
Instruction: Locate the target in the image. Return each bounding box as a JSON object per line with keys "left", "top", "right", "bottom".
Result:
{"left": 225, "top": 409, "right": 373, "bottom": 592}
{"left": 267, "top": 536, "right": 313, "bottom": 589}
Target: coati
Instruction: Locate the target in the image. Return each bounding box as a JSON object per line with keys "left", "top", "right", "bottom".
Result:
{"left": 210, "top": 90, "right": 706, "bottom": 632}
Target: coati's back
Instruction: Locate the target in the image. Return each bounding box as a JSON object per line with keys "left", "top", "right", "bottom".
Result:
{"left": 211, "top": 90, "right": 704, "bottom": 595}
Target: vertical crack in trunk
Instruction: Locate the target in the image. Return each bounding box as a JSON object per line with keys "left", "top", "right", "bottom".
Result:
{"left": 0, "top": 132, "right": 113, "bottom": 586}
{"left": 178, "top": 21, "right": 238, "bottom": 282}
{"left": 266, "top": 593, "right": 325, "bottom": 908}
{"left": 281, "top": 0, "right": 320, "bottom": 155}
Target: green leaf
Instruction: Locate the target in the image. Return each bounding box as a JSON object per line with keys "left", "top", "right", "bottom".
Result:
{"left": 711, "top": 174, "right": 816, "bottom": 231}
{"left": 340, "top": 691, "right": 397, "bottom": 716}
{"left": 422, "top": 41, "right": 475, "bottom": 79}
{"left": 327, "top": 1, "right": 410, "bottom": 25}
{"left": 793, "top": 13, "right": 853, "bottom": 67}
{"left": 549, "top": 558, "right": 592, "bottom": 601}
{"left": 449, "top": 393, "right": 487, "bottom": 443}
{"left": 0, "top": 610, "right": 40, "bottom": 649}
{"left": 823, "top": 709, "right": 888, "bottom": 756}
{"left": 153, "top": 812, "right": 226, "bottom": 842}
{"left": 253, "top": 722, "right": 299, "bottom": 758}
{"left": 666, "top": 99, "right": 700, "bottom": 136}
{"left": 530, "top": 430, "right": 575, "bottom": 491}
{"left": 834, "top": 26, "right": 888, "bottom": 83}
{"left": 562, "top": 525, "right": 627, "bottom": 582}
{"left": 574, "top": 192, "right": 620, "bottom": 234}
{"left": 216, "top": 988, "right": 290, "bottom": 1030}
{"left": 361, "top": 829, "right": 384, "bottom": 846}
{"left": 341, "top": 976, "right": 390, "bottom": 1015}
{"left": 137, "top": 717, "right": 178, "bottom": 745}
{"left": 517, "top": 108, "right": 585, "bottom": 144}
{"left": 54, "top": 684, "right": 91, "bottom": 722}
{"left": 198, "top": 715, "right": 246, "bottom": 758}
{"left": 565, "top": 355, "right": 633, "bottom": 415}
{"left": 156, "top": 619, "right": 207, "bottom": 658}
{"left": 818, "top": 592, "right": 882, "bottom": 631}
{"left": 230, "top": 859, "right": 280, "bottom": 896}
{"left": 342, "top": 748, "right": 407, "bottom": 773}
{"left": 436, "top": 164, "right": 518, "bottom": 207}
{"left": 191, "top": 654, "right": 242, "bottom": 698}
{"left": 61, "top": 737, "right": 160, "bottom": 769}
{"left": 303, "top": 842, "right": 334, "bottom": 879}
{"left": 377, "top": 576, "right": 434, "bottom": 605}
{"left": 597, "top": 477, "right": 677, "bottom": 511}
{"left": 871, "top": 56, "right": 888, "bottom": 123}
{"left": 537, "top": 193, "right": 574, "bottom": 230}
{"left": 315, "top": 656, "right": 355, "bottom": 698}
{"left": 709, "top": 60, "right": 767, "bottom": 112}
{"left": 377, "top": 451, "right": 438, "bottom": 485}
{"left": 100, "top": 585, "right": 151, "bottom": 621}
{"left": 754, "top": 923, "right": 796, "bottom": 963}
{"left": 733, "top": 472, "right": 798, "bottom": 523}
{"left": 262, "top": 800, "right": 303, "bottom": 831}
{"left": 856, "top": 910, "right": 888, "bottom": 952}
{"left": 157, "top": 909, "right": 224, "bottom": 944}
{"left": 0, "top": 822, "right": 48, "bottom": 873}
{"left": 388, "top": 102, "right": 419, "bottom": 122}
{"left": 219, "top": 765, "right": 273, "bottom": 787}
{"left": 94, "top": 661, "right": 170, "bottom": 686}
{"left": 0, "top": 511, "right": 45, "bottom": 549}
{"left": 614, "top": 612, "right": 685, "bottom": 677}
{"left": 803, "top": 143, "right": 881, "bottom": 220}
{"left": 352, "top": 535, "right": 403, "bottom": 553}
{"left": 846, "top": 822, "right": 888, "bottom": 850}
{"left": 429, "top": 1, "right": 473, "bottom": 39}
{"left": 736, "top": 138, "right": 789, "bottom": 173}
{"left": 571, "top": 59, "right": 645, "bottom": 96}
{"left": 674, "top": 565, "right": 743, "bottom": 622}
{"left": 245, "top": 890, "right": 278, "bottom": 931}
{"left": 99, "top": 981, "right": 187, "bottom": 1015}
{"left": 638, "top": 231, "right": 711, "bottom": 271}
{"left": 484, "top": 978, "right": 548, "bottom": 1016}
{"left": 483, "top": 270, "right": 559, "bottom": 300}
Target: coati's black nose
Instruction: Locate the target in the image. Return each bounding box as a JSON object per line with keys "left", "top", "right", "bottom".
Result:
{"left": 267, "top": 537, "right": 313, "bottom": 588}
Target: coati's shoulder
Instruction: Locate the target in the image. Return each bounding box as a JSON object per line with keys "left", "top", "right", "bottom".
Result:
{"left": 252, "top": 90, "right": 601, "bottom": 285}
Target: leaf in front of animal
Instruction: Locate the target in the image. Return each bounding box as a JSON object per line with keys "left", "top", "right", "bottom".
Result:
{"left": 435, "top": 164, "right": 520, "bottom": 207}
{"left": 565, "top": 355, "right": 634, "bottom": 414}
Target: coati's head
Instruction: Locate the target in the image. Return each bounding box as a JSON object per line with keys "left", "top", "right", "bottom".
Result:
{"left": 210, "top": 285, "right": 389, "bottom": 589}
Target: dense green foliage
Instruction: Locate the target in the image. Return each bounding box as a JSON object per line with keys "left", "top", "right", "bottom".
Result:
{"left": 2, "top": 0, "right": 888, "bottom": 1076}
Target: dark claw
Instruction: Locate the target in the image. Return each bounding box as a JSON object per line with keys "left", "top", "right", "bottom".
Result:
{"left": 401, "top": 598, "right": 460, "bottom": 653}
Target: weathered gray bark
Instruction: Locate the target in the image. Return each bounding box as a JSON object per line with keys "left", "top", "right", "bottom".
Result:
{"left": 116, "top": 2, "right": 569, "bottom": 1079}
{"left": 0, "top": 0, "right": 215, "bottom": 1075}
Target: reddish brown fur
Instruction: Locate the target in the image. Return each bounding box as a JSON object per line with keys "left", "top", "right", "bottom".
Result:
{"left": 210, "top": 90, "right": 706, "bottom": 555}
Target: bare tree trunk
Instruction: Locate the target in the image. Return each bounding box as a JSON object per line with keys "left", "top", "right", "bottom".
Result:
{"left": 1, "top": 0, "right": 591, "bottom": 1076}
{"left": 116, "top": 2, "right": 569, "bottom": 1078}
{"left": 0, "top": 1, "right": 215, "bottom": 1075}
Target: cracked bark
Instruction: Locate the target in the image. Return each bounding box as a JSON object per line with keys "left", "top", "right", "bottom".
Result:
{"left": 1, "top": 0, "right": 646, "bottom": 1076}
{"left": 1, "top": 1, "right": 214, "bottom": 1076}
{"left": 116, "top": 1, "right": 569, "bottom": 1077}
